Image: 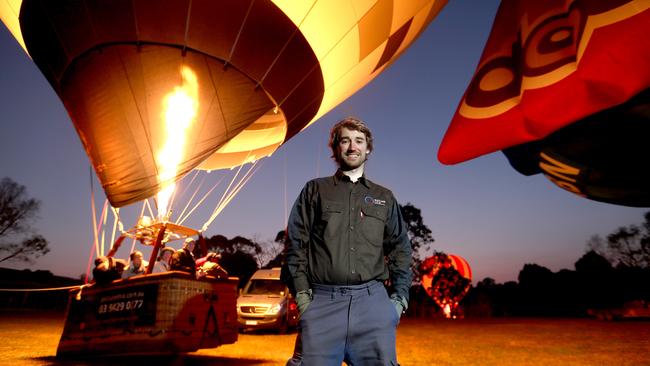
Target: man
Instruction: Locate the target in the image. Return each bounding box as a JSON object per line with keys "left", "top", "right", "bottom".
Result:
{"left": 170, "top": 238, "right": 197, "bottom": 276}
{"left": 122, "top": 250, "right": 148, "bottom": 278}
{"left": 92, "top": 256, "right": 127, "bottom": 285}
{"left": 284, "top": 117, "right": 412, "bottom": 365}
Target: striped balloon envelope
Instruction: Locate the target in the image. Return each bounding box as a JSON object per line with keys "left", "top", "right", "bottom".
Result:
{"left": 0, "top": 0, "right": 447, "bottom": 207}
{"left": 447, "top": 254, "right": 472, "bottom": 280}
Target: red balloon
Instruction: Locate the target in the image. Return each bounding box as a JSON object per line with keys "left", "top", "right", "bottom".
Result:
{"left": 421, "top": 253, "right": 472, "bottom": 309}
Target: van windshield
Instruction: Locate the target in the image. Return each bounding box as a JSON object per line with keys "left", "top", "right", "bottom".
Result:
{"left": 244, "top": 279, "right": 286, "bottom": 296}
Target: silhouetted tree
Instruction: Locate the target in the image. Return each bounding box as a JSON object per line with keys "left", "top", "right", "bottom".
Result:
{"left": 0, "top": 178, "right": 50, "bottom": 263}
{"left": 518, "top": 263, "right": 555, "bottom": 315}
{"left": 203, "top": 234, "right": 260, "bottom": 287}
{"left": 400, "top": 203, "right": 435, "bottom": 280}
{"left": 605, "top": 211, "right": 650, "bottom": 268}
{"left": 265, "top": 229, "right": 288, "bottom": 268}
{"left": 586, "top": 212, "right": 650, "bottom": 268}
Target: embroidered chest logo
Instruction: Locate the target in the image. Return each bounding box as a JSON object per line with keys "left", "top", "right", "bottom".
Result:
{"left": 364, "top": 195, "right": 386, "bottom": 206}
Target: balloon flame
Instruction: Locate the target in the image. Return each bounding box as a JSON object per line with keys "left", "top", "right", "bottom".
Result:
{"left": 157, "top": 66, "right": 199, "bottom": 221}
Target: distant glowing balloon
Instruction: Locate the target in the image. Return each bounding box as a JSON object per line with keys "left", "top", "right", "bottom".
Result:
{"left": 421, "top": 253, "right": 471, "bottom": 316}
{"left": 438, "top": 0, "right": 650, "bottom": 207}
{"left": 1, "top": 0, "right": 447, "bottom": 208}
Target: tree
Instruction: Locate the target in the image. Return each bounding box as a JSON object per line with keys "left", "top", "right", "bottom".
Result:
{"left": 605, "top": 211, "right": 650, "bottom": 268}
{"left": 400, "top": 203, "right": 435, "bottom": 279}
{"left": 0, "top": 177, "right": 50, "bottom": 263}
{"left": 203, "top": 234, "right": 261, "bottom": 287}
{"left": 264, "top": 229, "right": 289, "bottom": 269}
{"left": 587, "top": 211, "right": 650, "bottom": 268}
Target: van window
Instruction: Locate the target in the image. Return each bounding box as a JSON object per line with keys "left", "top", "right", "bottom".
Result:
{"left": 244, "top": 279, "right": 286, "bottom": 296}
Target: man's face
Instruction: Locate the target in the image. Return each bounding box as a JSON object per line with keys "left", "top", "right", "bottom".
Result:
{"left": 132, "top": 253, "right": 142, "bottom": 267}
{"left": 336, "top": 127, "right": 370, "bottom": 170}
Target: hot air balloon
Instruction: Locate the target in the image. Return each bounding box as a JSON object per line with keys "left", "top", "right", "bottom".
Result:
{"left": 2, "top": 0, "right": 447, "bottom": 209}
{"left": 438, "top": 0, "right": 650, "bottom": 207}
{"left": 1, "top": 0, "right": 448, "bottom": 356}
{"left": 420, "top": 252, "right": 472, "bottom": 319}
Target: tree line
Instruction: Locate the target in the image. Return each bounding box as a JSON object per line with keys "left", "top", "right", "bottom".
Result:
{"left": 458, "top": 212, "right": 650, "bottom": 318}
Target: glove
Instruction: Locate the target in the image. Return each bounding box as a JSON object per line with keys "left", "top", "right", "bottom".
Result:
{"left": 296, "top": 289, "right": 313, "bottom": 316}
{"left": 390, "top": 295, "right": 408, "bottom": 319}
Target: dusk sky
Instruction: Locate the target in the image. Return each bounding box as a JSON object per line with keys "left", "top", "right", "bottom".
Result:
{"left": 1, "top": 0, "right": 646, "bottom": 283}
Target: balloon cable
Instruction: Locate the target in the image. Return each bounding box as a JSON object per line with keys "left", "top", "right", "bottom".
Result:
{"left": 169, "top": 170, "right": 201, "bottom": 221}
{"left": 89, "top": 168, "right": 100, "bottom": 263}
{"left": 283, "top": 150, "right": 288, "bottom": 228}
{"left": 177, "top": 173, "right": 226, "bottom": 226}
{"left": 200, "top": 158, "right": 262, "bottom": 233}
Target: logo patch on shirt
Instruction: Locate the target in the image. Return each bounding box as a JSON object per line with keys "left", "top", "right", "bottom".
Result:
{"left": 364, "top": 195, "right": 386, "bottom": 206}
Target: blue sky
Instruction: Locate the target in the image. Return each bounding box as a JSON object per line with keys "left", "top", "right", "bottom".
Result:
{"left": 1, "top": 0, "right": 646, "bottom": 283}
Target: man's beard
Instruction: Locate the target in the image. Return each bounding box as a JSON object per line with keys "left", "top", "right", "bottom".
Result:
{"left": 338, "top": 154, "right": 366, "bottom": 171}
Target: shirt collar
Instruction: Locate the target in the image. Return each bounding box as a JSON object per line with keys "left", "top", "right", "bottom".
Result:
{"left": 333, "top": 169, "right": 371, "bottom": 188}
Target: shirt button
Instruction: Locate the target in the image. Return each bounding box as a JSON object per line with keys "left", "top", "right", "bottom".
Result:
{"left": 350, "top": 226, "right": 354, "bottom": 230}
{"left": 350, "top": 247, "right": 355, "bottom": 252}
{"left": 351, "top": 270, "right": 356, "bottom": 274}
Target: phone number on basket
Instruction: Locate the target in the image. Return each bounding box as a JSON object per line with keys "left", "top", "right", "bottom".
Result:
{"left": 98, "top": 299, "right": 144, "bottom": 314}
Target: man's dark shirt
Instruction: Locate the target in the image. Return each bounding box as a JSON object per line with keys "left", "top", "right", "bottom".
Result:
{"left": 170, "top": 248, "right": 196, "bottom": 276}
{"left": 285, "top": 170, "right": 412, "bottom": 301}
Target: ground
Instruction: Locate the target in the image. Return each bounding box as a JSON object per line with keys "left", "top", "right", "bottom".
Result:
{"left": 1, "top": 311, "right": 648, "bottom": 365}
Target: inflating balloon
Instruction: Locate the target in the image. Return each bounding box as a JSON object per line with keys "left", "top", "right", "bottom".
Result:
{"left": 1, "top": 0, "right": 447, "bottom": 207}
{"left": 421, "top": 253, "right": 471, "bottom": 318}
{"left": 438, "top": 0, "right": 650, "bottom": 207}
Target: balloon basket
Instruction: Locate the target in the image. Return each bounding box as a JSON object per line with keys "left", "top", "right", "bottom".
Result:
{"left": 56, "top": 271, "right": 239, "bottom": 357}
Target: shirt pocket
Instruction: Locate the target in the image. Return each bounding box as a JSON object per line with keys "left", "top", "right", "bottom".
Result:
{"left": 318, "top": 200, "right": 344, "bottom": 226}
{"left": 319, "top": 200, "right": 345, "bottom": 238}
{"left": 360, "top": 205, "right": 388, "bottom": 246}
{"left": 321, "top": 200, "right": 344, "bottom": 218}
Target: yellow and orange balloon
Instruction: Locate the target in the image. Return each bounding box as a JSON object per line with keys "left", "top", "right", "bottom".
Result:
{"left": 1, "top": 0, "right": 447, "bottom": 207}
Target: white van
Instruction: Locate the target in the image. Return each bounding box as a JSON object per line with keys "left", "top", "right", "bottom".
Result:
{"left": 236, "top": 267, "right": 299, "bottom": 333}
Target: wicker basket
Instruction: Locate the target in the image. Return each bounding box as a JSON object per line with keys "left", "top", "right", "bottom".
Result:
{"left": 56, "top": 271, "right": 238, "bottom": 357}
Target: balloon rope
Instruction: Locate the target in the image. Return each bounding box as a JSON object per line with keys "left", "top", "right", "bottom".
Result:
{"left": 200, "top": 159, "right": 262, "bottom": 233}
{"left": 90, "top": 170, "right": 100, "bottom": 262}
{"left": 199, "top": 162, "right": 247, "bottom": 232}
{"left": 202, "top": 163, "right": 259, "bottom": 232}
{"left": 129, "top": 200, "right": 148, "bottom": 256}
{"left": 144, "top": 198, "right": 155, "bottom": 218}
{"left": 176, "top": 172, "right": 206, "bottom": 224}
{"left": 283, "top": 150, "right": 288, "bottom": 228}
{"left": 100, "top": 200, "right": 109, "bottom": 256}
{"left": 97, "top": 200, "right": 108, "bottom": 256}
{"left": 109, "top": 207, "right": 120, "bottom": 256}
{"left": 215, "top": 156, "right": 249, "bottom": 212}
{"left": 84, "top": 198, "right": 107, "bottom": 283}
{"left": 169, "top": 170, "right": 200, "bottom": 221}
{"left": 177, "top": 174, "right": 226, "bottom": 226}
{"left": 0, "top": 285, "right": 82, "bottom": 292}
{"left": 83, "top": 240, "right": 95, "bottom": 285}
{"left": 111, "top": 206, "right": 124, "bottom": 234}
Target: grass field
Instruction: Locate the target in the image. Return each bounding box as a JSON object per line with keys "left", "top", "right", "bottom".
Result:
{"left": 1, "top": 312, "right": 648, "bottom": 365}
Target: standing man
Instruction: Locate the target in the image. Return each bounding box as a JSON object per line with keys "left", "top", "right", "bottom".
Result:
{"left": 284, "top": 117, "right": 412, "bottom": 365}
